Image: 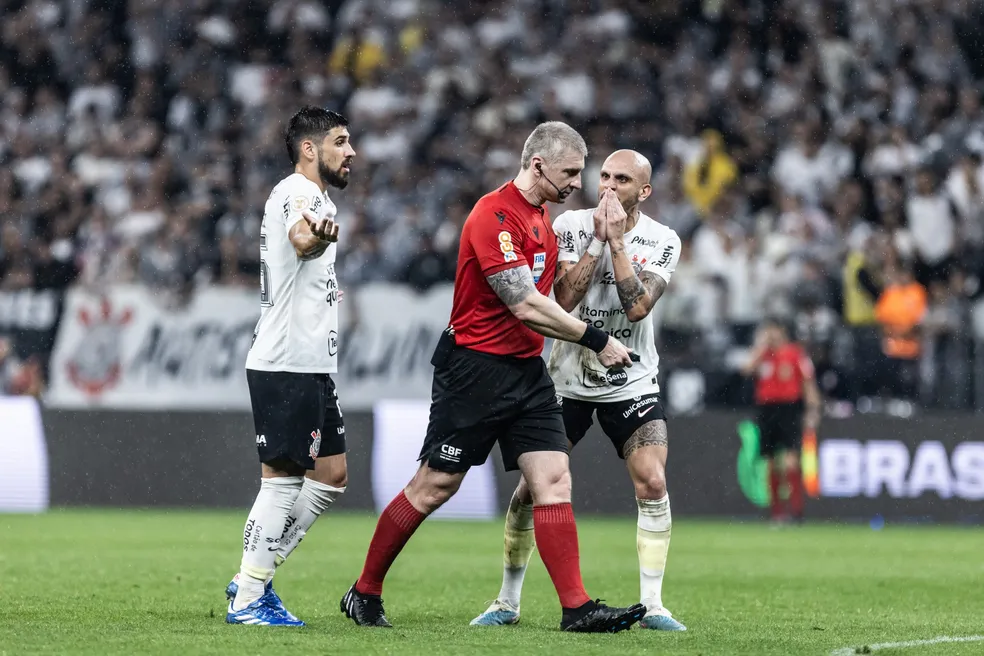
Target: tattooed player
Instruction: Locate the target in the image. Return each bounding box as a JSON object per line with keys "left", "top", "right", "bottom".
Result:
{"left": 472, "top": 150, "right": 686, "bottom": 632}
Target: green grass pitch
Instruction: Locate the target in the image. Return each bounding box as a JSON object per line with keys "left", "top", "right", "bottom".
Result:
{"left": 1, "top": 510, "right": 982, "bottom": 655}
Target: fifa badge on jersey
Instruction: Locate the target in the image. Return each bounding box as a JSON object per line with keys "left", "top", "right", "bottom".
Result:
{"left": 309, "top": 429, "right": 322, "bottom": 460}
{"left": 531, "top": 252, "right": 547, "bottom": 283}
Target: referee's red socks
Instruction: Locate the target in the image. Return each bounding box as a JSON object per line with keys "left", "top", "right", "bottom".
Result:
{"left": 355, "top": 491, "right": 426, "bottom": 596}
{"left": 533, "top": 503, "right": 592, "bottom": 609}
{"left": 787, "top": 465, "right": 804, "bottom": 518}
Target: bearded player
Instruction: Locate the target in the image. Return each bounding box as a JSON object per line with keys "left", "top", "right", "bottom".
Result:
{"left": 472, "top": 150, "right": 687, "bottom": 632}
{"left": 225, "top": 106, "right": 355, "bottom": 626}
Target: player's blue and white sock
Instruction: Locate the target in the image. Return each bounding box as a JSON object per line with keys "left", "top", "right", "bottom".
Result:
{"left": 232, "top": 477, "right": 303, "bottom": 612}
{"left": 276, "top": 479, "right": 345, "bottom": 564}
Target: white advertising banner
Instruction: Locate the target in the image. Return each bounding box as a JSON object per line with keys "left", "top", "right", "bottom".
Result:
{"left": 372, "top": 399, "right": 498, "bottom": 520}
{"left": 334, "top": 283, "right": 452, "bottom": 410}
{"left": 0, "top": 396, "right": 49, "bottom": 512}
{"left": 46, "top": 283, "right": 454, "bottom": 410}
{"left": 47, "top": 286, "right": 259, "bottom": 409}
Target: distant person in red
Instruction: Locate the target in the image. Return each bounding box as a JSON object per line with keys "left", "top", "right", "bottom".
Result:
{"left": 742, "top": 318, "right": 822, "bottom": 523}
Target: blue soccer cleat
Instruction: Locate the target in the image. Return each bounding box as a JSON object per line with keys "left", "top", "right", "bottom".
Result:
{"left": 226, "top": 576, "right": 300, "bottom": 623}
{"left": 639, "top": 607, "right": 687, "bottom": 631}
{"left": 470, "top": 600, "right": 520, "bottom": 626}
{"left": 226, "top": 590, "right": 305, "bottom": 626}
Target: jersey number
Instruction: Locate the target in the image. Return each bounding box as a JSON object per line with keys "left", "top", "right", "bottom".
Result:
{"left": 260, "top": 260, "right": 273, "bottom": 307}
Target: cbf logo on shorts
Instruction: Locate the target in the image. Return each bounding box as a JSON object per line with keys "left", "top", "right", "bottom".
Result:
{"left": 531, "top": 252, "right": 546, "bottom": 283}
{"left": 309, "top": 429, "right": 322, "bottom": 460}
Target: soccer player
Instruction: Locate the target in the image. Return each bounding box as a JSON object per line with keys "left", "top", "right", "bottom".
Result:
{"left": 471, "top": 150, "right": 688, "bottom": 631}
{"left": 340, "top": 122, "right": 646, "bottom": 633}
{"left": 225, "top": 106, "right": 356, "bottom": 626}
{"left": 742, "top": 318, "right": 822, "bottom": 524}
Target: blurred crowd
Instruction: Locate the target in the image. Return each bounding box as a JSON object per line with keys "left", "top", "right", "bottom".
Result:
{"left": 3, "top": 0, "right": 984, "bottom": 407}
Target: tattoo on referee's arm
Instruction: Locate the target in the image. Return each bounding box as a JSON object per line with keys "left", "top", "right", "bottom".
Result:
{"left": 622, "top": 420, "right": 668, "bottom": 458}
{"left": 487, "top": 267, "right": 536, "bottom": 306}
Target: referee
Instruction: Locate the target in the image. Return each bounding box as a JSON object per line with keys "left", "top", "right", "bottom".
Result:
{"left": 743, "top": 318, "right": 822, "bottom": 524}
{"left": 341, "top": 122, "right": 645, "bottom": 633}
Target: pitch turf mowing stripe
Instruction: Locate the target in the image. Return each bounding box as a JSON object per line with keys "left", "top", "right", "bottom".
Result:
{"left": 830, "top": 635, "right": 984, "bottom": 655}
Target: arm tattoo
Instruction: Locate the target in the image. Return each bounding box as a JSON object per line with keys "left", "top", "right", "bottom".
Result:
{"left": 622, "top": 419, "right": 668, "bottom": 459}
{"left": 640, "top": 271, "right": 668, "bottom": 307}
{"left": 556, "top": 261, "right": 595, "bottom": 296}
{"left": 615, "top": 275, "right": 647, "bottom": 314}
{"left": 487, "top": 266, "right": 536, "bottom": 306}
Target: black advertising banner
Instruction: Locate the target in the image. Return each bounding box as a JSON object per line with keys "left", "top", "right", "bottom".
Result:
{"left": 42, "top": 408, "right": 984, "bottom": 524}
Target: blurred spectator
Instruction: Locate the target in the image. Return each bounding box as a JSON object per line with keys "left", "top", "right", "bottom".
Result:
{"left": 874, "top": 264, "right": 927, "bottom": 404}
{"left": 683, "top": 130, "right": 737, "bottom": 217}
{"left": 1, "top": 0, "right": 984, "bottom": 410}
{"left": 906, "top": 168, "right": 958, "bottom": 286}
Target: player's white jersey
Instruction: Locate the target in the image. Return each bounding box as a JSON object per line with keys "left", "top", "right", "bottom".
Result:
{"left": 246, "top": 173, "right": 340, "bottom": 374}
{"left": 548, "top": 209, "right": 681, "bottom": 402}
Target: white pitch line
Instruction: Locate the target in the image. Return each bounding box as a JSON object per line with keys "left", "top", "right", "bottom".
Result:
{"left": 830, "top": 635, "right": 984, "bottom": 656}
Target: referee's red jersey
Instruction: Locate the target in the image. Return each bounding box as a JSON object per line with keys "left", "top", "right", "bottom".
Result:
{"left": 754, "top": 343, "right": 814, "bottom": 405}
{"left": 449, "top": 181, "right": 557, "bottom": 359}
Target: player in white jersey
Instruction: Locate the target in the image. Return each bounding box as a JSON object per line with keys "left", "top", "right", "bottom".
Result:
{"left": 226, "top": 106, "right": 356, "bottom": 627}
{"left": 472, "top": 150, "right": 687, "bottom": 631}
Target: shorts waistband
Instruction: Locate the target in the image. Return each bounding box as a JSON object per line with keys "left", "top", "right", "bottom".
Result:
{"left": 456, "top": 346, "right": 543, "bottom": 367}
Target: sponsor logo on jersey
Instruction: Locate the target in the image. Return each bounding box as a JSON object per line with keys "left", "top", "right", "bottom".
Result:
{"left": 630, "top": 235, "right": 658, "bottom": 248}
{"left": 328, "top": 330, "right": 338, "bottom": 357}
{"left": 582, "top": 366, "right": 630, "bottom": 388}
{"left": 256, "top": 434, "right": 267, "bottom": 446}
{"left": 498, "top": 231, "right": 517, "bottom": 263}
{"left": 496, "top": 211, "right": 506, "bottom": 224}
{"left": 583, "top": 318, "right": 632, "bottom": 339}
{"left": 608, "top": 368, "right": 628, "bottom": 387}
{"left": 312, "top": 195, "right": 323, "bottom": 212}
{"left": 654, "top": 244, "right": 675, "bottom": 268}
{"left": 531, "top": 252, "right": 546, "bottom": 283}
{"left": 621, "top": 395, "right": 660, "bottom": 419}
{"left": 579, "top": 305, "right": 625, "bottom": 319}
{"left": 309, "top": 429, "right": 322, "bottom": 460}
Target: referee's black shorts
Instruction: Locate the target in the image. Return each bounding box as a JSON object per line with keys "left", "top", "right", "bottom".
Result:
{"left": 756, "top": 401, "right": 803, "bottom": 457}
{"left": 419, "top": 346, "right": 568, "bottom": 473}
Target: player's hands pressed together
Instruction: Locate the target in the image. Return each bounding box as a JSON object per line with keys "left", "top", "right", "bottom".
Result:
{"left": 302, "top": 210, "right": 340, "bottom": 243}
{"left": 592, "top": 192, "right": 609, "bottom": 242}
{"left": 604, "top": 189, "right": 627, "bottom": 245}
{"left": 597, "top": 335, "right": 634, "bottom": 369}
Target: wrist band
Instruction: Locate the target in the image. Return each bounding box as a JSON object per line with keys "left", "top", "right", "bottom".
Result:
{"left": 587, "top": 238, "right": 604, "bottom": 257}
{"left": 577, "top": 324, "right": 609, "bottom": 353}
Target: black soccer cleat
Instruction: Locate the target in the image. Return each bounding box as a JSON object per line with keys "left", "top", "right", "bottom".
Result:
{"left": 560, "top": 600, "right": 647, "bottom": 633}
{"left": 340, "top": 584, "right": 393, "bottom": 628}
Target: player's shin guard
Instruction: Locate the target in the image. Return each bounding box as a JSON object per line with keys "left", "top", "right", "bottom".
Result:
{"left": 355, "top": 491, "right": 426, "bottom": 596}
{"left": 532, "top": 503, "right": 591, "bottom": 609}
{"left": 497, "top": 491, "right": 536, "bottom": 609}
{"left": 276, "top": 479, "right": 346, "bottom": 566}
{"left": 234, "top": 476, "right": 304, "bottom": 610}
{"left": 637, "top": 496, "right": 671, "bottom": 612}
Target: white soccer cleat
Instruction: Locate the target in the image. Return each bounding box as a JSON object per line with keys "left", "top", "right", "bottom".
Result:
{"left": 470, "top": 600, "right": 520, "bottom": 626}
{"left": 639, "top": 606, "right": 687, "bottom": 631}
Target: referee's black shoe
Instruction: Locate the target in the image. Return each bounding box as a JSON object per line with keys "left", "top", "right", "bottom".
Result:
{"left": 341, "top": 584, "right": 393, "bottom": 628}
{"left": 560, "top": 600, "right": 647, "bottom": 633}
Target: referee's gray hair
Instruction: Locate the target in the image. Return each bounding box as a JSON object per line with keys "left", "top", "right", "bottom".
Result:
{"left": 520, "top": 122, "right": 588, "bottom": 170}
